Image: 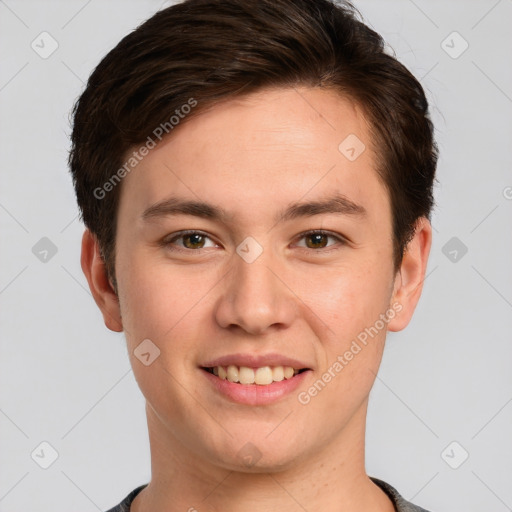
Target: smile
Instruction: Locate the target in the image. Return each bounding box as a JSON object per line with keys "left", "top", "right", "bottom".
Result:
{"left": 203, "top": 365, "right": 308, "bottom": 385}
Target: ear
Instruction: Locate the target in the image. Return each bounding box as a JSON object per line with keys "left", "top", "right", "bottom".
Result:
{"left": 80, "top": 229, "right": 123, "bottom": 332}
{"left": 387, "top": 217, "right": 432, "bottom": 332}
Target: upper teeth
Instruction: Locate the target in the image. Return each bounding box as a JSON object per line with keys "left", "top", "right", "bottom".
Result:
{"left": 212, "top": 365, "right": 299, "bottom": 385}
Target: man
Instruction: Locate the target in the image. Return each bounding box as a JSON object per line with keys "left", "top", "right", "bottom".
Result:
{"left": 69, "top": 0, "right": 437, "bottom": 510}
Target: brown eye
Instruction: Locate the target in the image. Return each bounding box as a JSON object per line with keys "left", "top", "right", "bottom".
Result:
{"left": 182, "top": 233, "right": 206, "bottom": 249}
{"left": 304, "top": 233, "right": 329, "bottom": 249}
{"left": 295, "top": 230, "right": 346, "bottom": 251}
{"left": 163, "top": 231, "right": 217, "bottom": 251}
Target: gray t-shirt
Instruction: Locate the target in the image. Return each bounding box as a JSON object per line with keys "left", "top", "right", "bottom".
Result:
{"left": 105, "top": 477, "right": 432, "bottom": 511}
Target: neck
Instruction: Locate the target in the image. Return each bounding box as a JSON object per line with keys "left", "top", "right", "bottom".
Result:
{"left": 131, "top": 399, "right": 394, "bottom": 512}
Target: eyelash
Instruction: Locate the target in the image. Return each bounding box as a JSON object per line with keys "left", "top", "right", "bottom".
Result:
{"left": 161, "top": 229, "right": 347, "bottom": 254}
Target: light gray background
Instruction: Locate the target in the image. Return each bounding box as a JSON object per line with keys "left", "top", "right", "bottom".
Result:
{"left": 1, "top": 0, "right": 511, "bottom": 510}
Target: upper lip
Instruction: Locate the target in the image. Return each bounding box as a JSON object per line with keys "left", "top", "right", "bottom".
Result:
{"left": 201, "top": 353, "right": 312, "bottom": 370}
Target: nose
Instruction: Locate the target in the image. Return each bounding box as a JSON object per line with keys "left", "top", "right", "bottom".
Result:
{"left": 213, "top": 246, "right": 297, "bottom": 336}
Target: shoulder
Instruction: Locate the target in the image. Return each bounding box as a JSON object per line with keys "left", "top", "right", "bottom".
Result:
{"left": 370, "top": 477, "right": 433, "bottom": 512}
{"left": 104, "top": 484, "right": 148, "bottom": 512}
{"left": 106, "top": 479, "right": 433, "bottom": 512}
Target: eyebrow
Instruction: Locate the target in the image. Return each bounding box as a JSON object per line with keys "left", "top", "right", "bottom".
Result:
{"left": 141, "top": 192, "right": 367, "bottom": 224}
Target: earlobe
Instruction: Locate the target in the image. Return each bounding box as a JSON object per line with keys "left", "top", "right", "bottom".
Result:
{"left": 80, "top": 229, "right": 123, "bottom": 332}
{"left": 387, "top": 217, "right": 432, "bottom": 332}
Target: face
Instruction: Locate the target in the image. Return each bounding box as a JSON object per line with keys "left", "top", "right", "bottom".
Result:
{"left": 108, "top": 87, "right": 412, "bottom": 472}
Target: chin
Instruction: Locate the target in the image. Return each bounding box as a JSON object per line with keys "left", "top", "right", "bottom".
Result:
{"left": 205, "top": 435, "right": 305, "bottom": 474}
{"left": 226, "top": 452, "right": 299, "bottom": 474}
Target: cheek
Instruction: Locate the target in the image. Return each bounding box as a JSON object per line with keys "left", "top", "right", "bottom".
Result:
{"left": 117, "top": 253, "right": 214, "bottom": 346}
{"left": 117, "top": 257, "right": 212, "bottom": 404}
{"left": 298, "top": 265, "right": 392, "bottom": 419}
{"left": 297, "top": 259, "right": 393, "bottom": 343}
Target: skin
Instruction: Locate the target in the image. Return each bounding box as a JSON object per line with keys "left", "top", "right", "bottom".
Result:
{"left": 82, "top": 86, "right": 431, "bottom": 512}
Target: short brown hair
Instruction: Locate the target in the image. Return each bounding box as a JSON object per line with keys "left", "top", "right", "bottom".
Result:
{"left": 69, "top": 0, "right": 438, "bottom": 286}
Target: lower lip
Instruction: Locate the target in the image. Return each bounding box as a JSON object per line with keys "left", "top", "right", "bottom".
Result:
{"left": 201, "top": 368, "right": 310, "bottom": 405}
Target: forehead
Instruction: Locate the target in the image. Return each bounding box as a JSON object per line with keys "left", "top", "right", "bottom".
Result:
{"left": 165, "top": 87, "right": 370, "bottom": 167}
{"left": 118, "top": 86, "right": 388, "bottom": 227}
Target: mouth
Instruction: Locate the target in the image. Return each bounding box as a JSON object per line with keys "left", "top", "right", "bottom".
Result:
{"left": 201, "top": 365, "right": 310, "bottom": 386}
{"left": 200, "top": 355, "right": 312, "bottom": 405}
